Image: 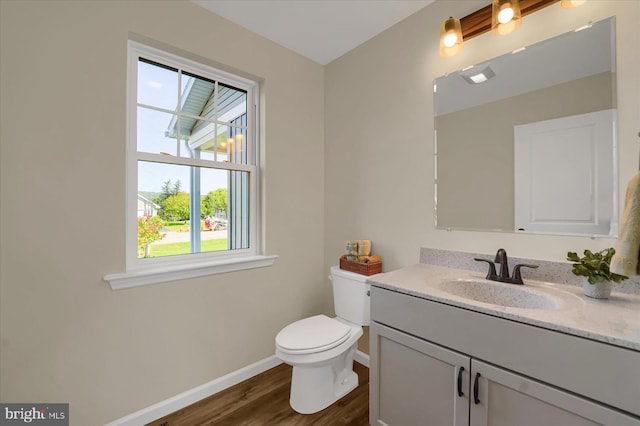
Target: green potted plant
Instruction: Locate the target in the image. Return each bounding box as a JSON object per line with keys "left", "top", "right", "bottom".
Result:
{"left": 566, "top": 248, "right": 628, "bottom": 299}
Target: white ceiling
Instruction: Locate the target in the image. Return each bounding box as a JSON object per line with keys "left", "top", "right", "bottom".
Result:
{"left": 192, "top": 0, "right": 434, "bottom": 65}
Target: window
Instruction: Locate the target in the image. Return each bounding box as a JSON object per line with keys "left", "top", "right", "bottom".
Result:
{"left": 104, "top": 42, "right": 275, "bottom": 289}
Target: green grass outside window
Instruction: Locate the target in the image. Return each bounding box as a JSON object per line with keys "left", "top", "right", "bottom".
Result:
{"left": 148, "top": 239, "right": 228, "bottom": 257}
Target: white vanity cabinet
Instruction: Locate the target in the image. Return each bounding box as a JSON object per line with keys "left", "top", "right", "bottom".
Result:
{"left": 470, "top": 359, "right": 630, "bottom": 426}
{"left": 372, "top": 322, "right": 470, "bottom": 426}
{"left": 370, "top": 286, "right": 640, "bottom": 426}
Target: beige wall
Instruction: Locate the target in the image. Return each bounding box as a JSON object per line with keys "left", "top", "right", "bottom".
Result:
{"left": 2, "top": 0, "right": 639, "bottom": 424}
{"left": 0, "top": 1, "right": 326, "bottom": 424}
{"left": 436, "top": 72, "right": 614, "bottom": 231}
{"left": 325, "top": 0, "right": 639, "bottom": 274}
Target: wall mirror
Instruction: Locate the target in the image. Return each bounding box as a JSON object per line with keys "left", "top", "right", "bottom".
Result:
{"left": 434, "top": 17, "right": 617, "bottom": 237}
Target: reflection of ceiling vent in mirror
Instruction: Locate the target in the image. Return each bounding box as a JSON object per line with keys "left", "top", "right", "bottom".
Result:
{"left": 461, "top": 66, "right": 496, "bottom": 84}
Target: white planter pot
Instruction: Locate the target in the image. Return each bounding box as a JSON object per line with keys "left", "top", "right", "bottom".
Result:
{"left": 582, "top": 277, "right": 611, "bottom": 299}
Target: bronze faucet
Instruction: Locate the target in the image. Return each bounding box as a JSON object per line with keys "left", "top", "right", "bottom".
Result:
{"left": 474, "top": 248, "right": 538, "bottom": 285}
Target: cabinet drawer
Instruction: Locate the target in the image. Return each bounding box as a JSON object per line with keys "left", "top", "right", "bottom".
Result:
{"left": 371, "top": 286, "right": 640, "bottom": 417}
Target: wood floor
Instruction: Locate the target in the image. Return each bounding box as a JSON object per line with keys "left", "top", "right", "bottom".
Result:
{"left": 146, "top": 362, "right": 369, "bottom": 426}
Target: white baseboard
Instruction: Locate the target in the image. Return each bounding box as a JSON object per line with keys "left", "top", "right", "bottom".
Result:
{"left": 106, "top": 351, "right": 370, "bottom": 425}
{"left": 105, "top": 355, "right": 282, "bottom": 426}
{"left": 355, "top": 349, "right": 370, "bottom": 368}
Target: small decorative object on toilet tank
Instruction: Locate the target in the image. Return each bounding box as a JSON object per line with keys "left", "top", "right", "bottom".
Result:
{"left": 345, "top": 240, "right": 358, "bottom": 261}
{"left": 567, "top": 248, "right": 628, "bottom": 299}
{"left": 341, "top": 240, "right": 382, "bottom": 275}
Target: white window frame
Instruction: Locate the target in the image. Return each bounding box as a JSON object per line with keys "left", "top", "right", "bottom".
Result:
{"left": 104, "top": 41, "right": 276, "bottom": 290}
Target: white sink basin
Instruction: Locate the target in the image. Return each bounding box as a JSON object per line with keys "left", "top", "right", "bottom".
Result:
{"left": 435, "top": 279, "right": 566, "bottom": 309}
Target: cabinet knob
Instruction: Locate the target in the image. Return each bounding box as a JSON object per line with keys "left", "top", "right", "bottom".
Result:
{"left": 457, "top": 366, "right": 465, "bottom": 397}
{"left": 473, "top": 372, "right": 481, "bottom": 404}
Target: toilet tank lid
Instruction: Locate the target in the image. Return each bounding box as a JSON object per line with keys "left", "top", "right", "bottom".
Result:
{"left": 330, "top": 265, "right": 369, "bottom": 282}
{"left": 276, "top": 315, "right": 350, "bottom": 353}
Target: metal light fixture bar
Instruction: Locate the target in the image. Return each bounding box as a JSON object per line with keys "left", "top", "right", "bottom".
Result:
{"left": 461, "top": 0, "right": 559, "bottom": 40}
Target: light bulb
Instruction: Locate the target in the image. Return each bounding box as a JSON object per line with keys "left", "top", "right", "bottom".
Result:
{"left": 439, "top": 17, "right": 463, "bottom": 57}
{"left": 492, "top": 0, "right": 521, "bottom": 36}
{"left": 498, "top": 6, "right": 514, "bottom": 24}
{"left": 443, "top": 32, "right": 458, "bottom": 48}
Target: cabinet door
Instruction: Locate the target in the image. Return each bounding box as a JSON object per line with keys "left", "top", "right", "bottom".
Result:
{"left": 470, "top": 360, "right": 640, "bottom": 426}
{"left": 370, "top": 322, "right": 470, "bottom": 426}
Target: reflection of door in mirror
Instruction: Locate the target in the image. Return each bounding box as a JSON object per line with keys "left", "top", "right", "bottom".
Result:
{"left": 514, "top": 110, "right": 616, "bottom": 236}
{"left": 434, "top": 17, "right": 616, "bottom": 236}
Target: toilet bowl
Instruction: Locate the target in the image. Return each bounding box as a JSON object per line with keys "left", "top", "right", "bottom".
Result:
{"left": 275, "top": 267, "right": 370, "bottom": 414}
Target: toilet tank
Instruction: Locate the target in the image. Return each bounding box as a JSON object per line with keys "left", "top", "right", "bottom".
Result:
{"left": 330, "top": 266, "right": 371, "bottom": 325}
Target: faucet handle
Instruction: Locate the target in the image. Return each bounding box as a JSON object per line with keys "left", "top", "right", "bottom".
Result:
{"left": 474, "top": 258, "right": 498, "bottom": 280}
{"left": 511, "top": 264, "right": 539, "bottom": 285}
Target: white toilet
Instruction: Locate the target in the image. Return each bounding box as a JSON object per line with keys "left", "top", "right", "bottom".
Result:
{"left": 275, "top": 266, "right": 370, "bottom": 414}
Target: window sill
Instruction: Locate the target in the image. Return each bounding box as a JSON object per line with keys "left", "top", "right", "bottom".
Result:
{"left": 104, "top": 254, "right": 278, "bottom": 290}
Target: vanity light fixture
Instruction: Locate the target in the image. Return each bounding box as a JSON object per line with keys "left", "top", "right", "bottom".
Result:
{"left": 492, "top": 0, "right": 522, "bottom": 35}
{"left": 439, "top": 17, "right": 463, "bottom": 57}
{"left": 440, "top": 0, "right": 569, "bottom": 58}
{"left": 561, "top": 0, "right": 586, "bottom": 8}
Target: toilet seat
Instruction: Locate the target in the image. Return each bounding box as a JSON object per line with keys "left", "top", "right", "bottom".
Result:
{"left": 276, "top": 315, "right": 351, "bottom": 355}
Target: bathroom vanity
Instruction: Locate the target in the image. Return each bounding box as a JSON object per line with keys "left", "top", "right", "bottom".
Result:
{"left": 368, "top": 264, "right": 640, "bottom": 426}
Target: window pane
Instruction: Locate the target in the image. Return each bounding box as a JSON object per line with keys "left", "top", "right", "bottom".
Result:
{"left": 214, "top": 124, "right": 230, "bottom": 162}
{"left": 137, "top": 161, "right": 249, "bottom": 258}
{"left": 228, "top": 126, "right": 247, "bottom": 165}
{"left": 182, "top": 119, "right": 220, "bottom": 161}
{"left": 182, "top": 71, "right": 216, "bottom": 121}
{"left": 218, "top": 84, "right": 247, "bottom": 123}
{"left": 137, "top": 107, "right": 180, "bottom": 155}
{"left": 137, "top": 59, "right": 179, "bottom": 111}
{"left": 228, "top": 169, "right": 251, "bottom": 250}
{"left": 200, "top": 167, "right": 232, "bottom": 253}
{"left": 200, "top": 167, "right": 251, "bottom": 252}
{"left": 180, "top": 122, "right": 240, "bottom": 163}
{"left": 178, "top": 73, "right": 247, "bottom": 124}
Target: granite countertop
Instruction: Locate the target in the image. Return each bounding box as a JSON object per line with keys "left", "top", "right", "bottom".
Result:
{"left": 368, "top": 264, "right": 640, "bottom": 352}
